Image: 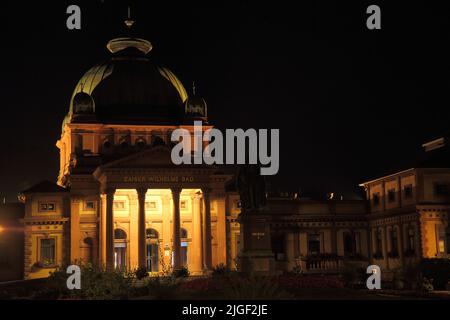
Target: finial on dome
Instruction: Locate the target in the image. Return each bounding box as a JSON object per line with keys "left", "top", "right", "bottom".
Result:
{"left": 124, "top": 6, "right": 134, "bottom": 28}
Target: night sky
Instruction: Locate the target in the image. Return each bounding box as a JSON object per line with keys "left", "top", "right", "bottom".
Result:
{"left": 1, "top": 1, "right": 450, "bottom": 202}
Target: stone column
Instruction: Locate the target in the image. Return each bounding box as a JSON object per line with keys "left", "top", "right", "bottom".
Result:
{"left": 330, "top": 225, "right": 338, "bottom": 255}
{"left": 162, "top": 195, "right": 171, "bottom": 270}
{"left": 191, "top": 193, "right": 203, "bottom": 274}
{"left": 202, "top": 189, "right": 213, "bottom": 270}
{"left": 105, "top": 188, "right": 115, "bottom": 270}
{"left": 70, "top": 197, "right": 81, "bottom": 264}
{"left": 216, "top": 195, "right": 227, "bottom": 265}
{"left": 398, "top": 224, "right": 405, "bottom": 267}
{"left": 137, "top": 188, "right": 147, "bottom": 269}
{"left": 171, "top": 187, "right": 182, "bottom": 270}
{"left": 383, "top": 225, "right": 390, "bottom": 270}
{"left": 285, "top": 232, "right": 295, "bottom": 271}
{"left": 129, "top": 193, "right": 139, "bottom": 269}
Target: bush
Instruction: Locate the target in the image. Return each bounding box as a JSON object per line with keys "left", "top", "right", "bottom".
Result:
{"left": 172, "top": 267, "right": 190, "bottom": 278}
{"left": 277, "top": 275, "right": 344, "bottom": 290}
{"left": 290, "top": 265, "right": 303, "bottom": 275}
{"left": 420, "top": 277, "right": 434, "bottom": 292}
{"left": 135, "top": 267, "right": 149, "bottom": 280}
{"left": 223, "top": 276, "right": 292, "bottom": 299}
{"left": 212, "top": 263, "right": 230, "bottom": 276}
{"left": 340, "top": 263, "right": 366, "bottom": 288}
{"left": 420, "top": 258, "right": 450, "bottom": 290}
{"left": 41, "top": 264, "right": 134, "bottom": 300}
{"left": 144, "top": 277, "right": 181, "bottom": 299}
{"left": 403, "top": 263, "right": 420, "bottom": 290}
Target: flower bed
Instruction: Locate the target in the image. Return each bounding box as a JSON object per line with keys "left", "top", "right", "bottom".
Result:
{"left": 179, "top": 274, "right": 345, "bottom": 294}
{"left": 276, "top": 275, "right": 345, "bottom": 290}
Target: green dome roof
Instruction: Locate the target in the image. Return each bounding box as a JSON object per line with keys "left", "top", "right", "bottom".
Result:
{"left": 62, "top": 37, "right": 189, "bottom": 131}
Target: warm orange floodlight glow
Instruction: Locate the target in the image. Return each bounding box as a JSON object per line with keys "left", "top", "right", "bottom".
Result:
{"left": 0, "top": 225, "right": 4, "bottom": 233}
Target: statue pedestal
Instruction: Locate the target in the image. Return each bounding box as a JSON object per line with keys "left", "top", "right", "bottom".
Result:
{"left": 237, "top": 209, "right": 275, "bottom": 275}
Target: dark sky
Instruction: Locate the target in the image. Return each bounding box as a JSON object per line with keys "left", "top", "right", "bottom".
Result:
{"left": 1, "top": 1, "right": 450, "bottom": 202}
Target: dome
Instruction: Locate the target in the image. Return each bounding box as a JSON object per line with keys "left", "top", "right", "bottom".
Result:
{"left": 65, "top": 37, "right": 188, "bottom": 127}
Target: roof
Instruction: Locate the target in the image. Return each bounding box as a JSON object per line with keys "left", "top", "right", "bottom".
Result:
{"left": 21, "top": 181, "right": 68, "bottom": 194}
{"left": 360, "top": 137, "right": 450, "bottom": 185}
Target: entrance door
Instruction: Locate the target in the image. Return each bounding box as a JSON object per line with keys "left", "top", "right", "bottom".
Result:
{"left": 146, "top": 243, "right": 159, "bottom": 272}
{"left": 114, "top": 243, "right": 127, "bottom": 270}
{"left": 181, "top": 242, "right": 188, "bottom": 267}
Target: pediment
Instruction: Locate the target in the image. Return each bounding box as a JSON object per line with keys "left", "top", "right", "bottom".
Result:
{"left": 101, "top": 147, "right": 175, "bottom": 169}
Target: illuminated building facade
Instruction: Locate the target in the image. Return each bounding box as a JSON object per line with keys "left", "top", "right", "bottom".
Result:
{"left": 1, "top": 32, "right": 449, "bottom": 282}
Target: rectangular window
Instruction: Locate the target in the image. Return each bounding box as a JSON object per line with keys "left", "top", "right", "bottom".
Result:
{"left": 437, "top": 225, "right": 446, "bottom": 254}
{"left": 372, "top": 193, "right": 380, "bottom": 207}
{"left": 84, "top": 201, "right": 95, "bottom": 210}
{"left": 434, "top": 183, "right": 450, "bottom": 196}
{"left": 387, "top": 189, "right": 396, "bottom": 203}
{"left": 145, "top": 201, "right": 157, "bottom": 210}
{"left": 113, "top": 201, "right": 126, "bottom": 210}
{"left": 39, "top": 202, "right": 56, "bottom": 212}
{"left": 307, "top": 234, "right": 321, "bottom": 255}
{"left": 40, "top": 238, "right": 55, "bottom": 267}
{"left": 180, "top": 200, "right": 188, "bottom": 210}
{"left": 404, "top": 184, "right": 413, "bottom": 199}
{"left": 408, "top": 227, "right": 415, "bottom": 251}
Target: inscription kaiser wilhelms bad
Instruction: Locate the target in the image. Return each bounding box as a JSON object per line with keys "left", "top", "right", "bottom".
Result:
{"left": 123, "top": 175, "right": 195, "bottom": 183}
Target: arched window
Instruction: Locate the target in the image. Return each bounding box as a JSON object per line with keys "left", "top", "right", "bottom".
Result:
{"left": 114, "top": 229, "right": 127, "bottom": 240}
{"left": 103, "top": 139, "right": 112, "bottom": 149}
{"left": 146, "top": 228, "right": 159, "bottom": 240}
{"left": 146, "top": 228, "right": 159, "bottom": 272}
{"left": 180, "top": 228, "right": 188, "bottom": 239}
{"left": 136, "top": 138, "right": 146, "bottom": 149}
{"left": 114, "top": 229, "right": 127, "bottom": 270}
{"left": 152, "top": 136, "right": 165, "bottom": 147}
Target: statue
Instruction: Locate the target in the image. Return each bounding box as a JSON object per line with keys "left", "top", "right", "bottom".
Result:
{"left": 236, "top": 164, "right": 266, "bottom": 211}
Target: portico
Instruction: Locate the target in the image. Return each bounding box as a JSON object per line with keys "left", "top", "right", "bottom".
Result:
{"left": 92, "top": 147, "right": 230, "bottom": 274}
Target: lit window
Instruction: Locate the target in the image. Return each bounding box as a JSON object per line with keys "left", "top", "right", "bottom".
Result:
{"left": 40, "top": 238, "right": 55, "bottom": 267}
{"left": 39, "top": 202, "right": 56, "bottom": 212}
{"left": 437, "top": 225, "right": 446, "bottom": 254}
{"left": 114, "top": 201, "right": 126, "bottom": 210}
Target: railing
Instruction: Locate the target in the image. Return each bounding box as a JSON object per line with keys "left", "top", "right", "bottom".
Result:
{"left": 297, "top": 254, "right": 367, "bottom": 274}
